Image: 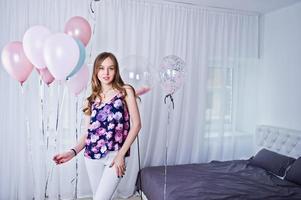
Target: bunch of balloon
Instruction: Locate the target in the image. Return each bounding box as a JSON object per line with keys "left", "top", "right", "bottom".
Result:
{"left": 159, "top": 55, "right": 185, "bottom": 200}
{"left": 120, "top": 55, "right": 153, "bottom": 97}
{"left": 2, "top": 15, "right": 91, "bottom": 90}
{"left": 1, "top": 14, "right": 92, "bottom": 198}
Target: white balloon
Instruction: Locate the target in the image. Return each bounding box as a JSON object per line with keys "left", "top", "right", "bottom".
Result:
{"left": 43, "top": 33, "right": 80, "bottom": 80}
{"left": 23, "top": 25, "right": 51, "bottom": 69}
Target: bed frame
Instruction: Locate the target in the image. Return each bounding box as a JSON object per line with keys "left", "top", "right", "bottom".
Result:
{"left": 255, "top": 125, "right": 301, "bottom": 159}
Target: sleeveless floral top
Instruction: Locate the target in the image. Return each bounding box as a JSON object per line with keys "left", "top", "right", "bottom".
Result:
{"left": 84, "top": 92, "right": 130, "bottom": 159}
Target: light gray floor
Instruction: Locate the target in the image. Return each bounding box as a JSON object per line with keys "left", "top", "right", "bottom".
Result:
{"left": 78, "top": 196, "right": 141, "bottom": 200}
{"left": 116, "top": 197, "right": 140, "bottom": 200}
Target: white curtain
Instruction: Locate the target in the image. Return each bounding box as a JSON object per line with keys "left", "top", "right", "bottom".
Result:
{"left": 0, "top": 0, "right": 259, "bottom": 199}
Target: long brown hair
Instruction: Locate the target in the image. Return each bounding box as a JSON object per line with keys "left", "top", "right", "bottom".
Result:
{"left": 83, "top": 52, "right": 136, "bottom": 115}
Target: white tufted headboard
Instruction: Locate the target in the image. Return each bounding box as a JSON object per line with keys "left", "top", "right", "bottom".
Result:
{"left": 255, "top": 125, "right": 301, "bottom": 159}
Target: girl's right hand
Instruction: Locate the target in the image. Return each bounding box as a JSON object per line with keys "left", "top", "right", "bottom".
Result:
{"left": 53, "top": 150, "right": 75, "bottom": 165}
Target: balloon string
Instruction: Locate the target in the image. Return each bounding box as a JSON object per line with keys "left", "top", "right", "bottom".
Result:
{"left": 39, "top": 78, "right": 46, "bottom": 145}
{"left": 45, "top": 164, "right": 55, "bottom": 200}
{"left": 40, "top": 79, "right": 52, "bottom": 199}
{"left": 46, "top": 85, "right": 51, "bottom": 150}
{"left": 163, "top": 94, "right": 174, "bottom": 200}
{"left": 71, "top": 97, "right": 79, "bottom": 199}
{"left": 88, "top": 0, "right": 97, "bottom": 64}
{"left": 46, "top": 83, "right": 66, "bottom": 199}
{"left": 38, "top": 78, "right": 48, "bottom": 199}
{"left": 56, "top": 84, "right": 66, "bottom": 199}
{"left": 89, "top": 0, "right": 95, "bottom": 14}
{"left": 75, "top": 97, "right": 79, "bottom": 199}
{"left": 137, "top": 134, "right": 143, "bottom": 200}
{"left": 21, "top": 84, "right": 36, "bottom": 199}
{"left": 55, "top": 85, "right": 66, "bottom": 132}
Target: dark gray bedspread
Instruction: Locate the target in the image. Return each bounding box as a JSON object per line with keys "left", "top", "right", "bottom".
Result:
{"left": 137, "top": 160, "right": 301, "bottom": 200}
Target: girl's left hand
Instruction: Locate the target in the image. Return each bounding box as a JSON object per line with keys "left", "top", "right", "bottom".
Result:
{"left": 110, "top": 153, "right": 126, "bottom": 178}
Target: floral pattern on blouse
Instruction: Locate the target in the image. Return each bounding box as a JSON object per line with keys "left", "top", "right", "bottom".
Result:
{"left": 84, "top": 92, "right": 130, "bottom": 159}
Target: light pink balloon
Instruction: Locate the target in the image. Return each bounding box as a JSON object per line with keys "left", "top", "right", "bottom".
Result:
{"left": 66, "top": 64, "right": 89, "bottom": 96}
{"left": 36, "top": 67, "right": 55, "bottom": 86}
{"left": 64, "top": 16, "right": 92, "bottom": 46}
{"left": 1, "top": 41, "right": 33, "bottom": 85}
{"left": 23, "top": 25, "right": 51, "bottom": 69}
{"left": 43, "top": 33, "right": 80, "bottom": 80}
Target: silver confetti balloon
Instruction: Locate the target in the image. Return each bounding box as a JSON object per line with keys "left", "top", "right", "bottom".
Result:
{"left": 159, "top": 55, "right": 185, "bottom": 95}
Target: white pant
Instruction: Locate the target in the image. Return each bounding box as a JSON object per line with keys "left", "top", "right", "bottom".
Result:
{"left": 84, "top": 151, "right": 125, "bottom": 200}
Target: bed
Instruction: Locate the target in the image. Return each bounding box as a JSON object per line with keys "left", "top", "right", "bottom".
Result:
{"left": 137, "top": 125, "right": 301, "bottom": 200}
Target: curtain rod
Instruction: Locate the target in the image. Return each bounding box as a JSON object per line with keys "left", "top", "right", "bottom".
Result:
{"left": 159, "top": 0, "right": 260, "bottom": 15}
{"left": 93, "top": 0, "right": 260, "bottom": 15}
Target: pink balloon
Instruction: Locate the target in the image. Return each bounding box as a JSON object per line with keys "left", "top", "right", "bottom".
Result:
{"left": 43, "top": 33, "right": 80, "bottom": 80}
{"left": 23, "top": 25, "right": 51, "bottom": 69}
{"left": 36, "top": 67, "right": 55, "bottom": 86}
{"left": 1, "top": 41, "right": 33, "bottom": 85}
{"left": 66, "top": 64, "right": 89, "bottom": 96}
{"left": 136, "top": 87, "right": 151, "bottom": 96}
{"left": 64, "top": 16, "right": 92, "bottom": 46}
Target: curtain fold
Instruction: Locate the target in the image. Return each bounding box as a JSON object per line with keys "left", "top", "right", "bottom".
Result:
{"left": 0, "top": 0, "right": 259, "bottom": 199}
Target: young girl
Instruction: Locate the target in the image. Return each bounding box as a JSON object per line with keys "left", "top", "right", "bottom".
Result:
{"left": 53, "top": 52, "right": 141, "bottom": 200}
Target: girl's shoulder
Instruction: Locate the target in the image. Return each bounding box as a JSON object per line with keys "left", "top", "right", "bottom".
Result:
{"left": 122, "top": 84, "right": 132, "bottom": 90}
{"left": 122, "top": 84, "right": 135, "bottom": 94}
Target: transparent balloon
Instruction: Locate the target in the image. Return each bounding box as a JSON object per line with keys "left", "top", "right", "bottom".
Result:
{"left": 120, "top": 55, "right": 153, "bottom": 96}
{"left": 159, "top": 55, "right": 185, "bottom": 95}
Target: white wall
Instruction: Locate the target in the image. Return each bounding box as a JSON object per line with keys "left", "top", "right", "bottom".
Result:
{"left": 257, "top": 2, "right": 301, "bottom": 130}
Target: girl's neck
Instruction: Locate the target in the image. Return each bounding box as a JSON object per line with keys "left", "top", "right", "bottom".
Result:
{"left": 102, "top": 84, "right": 114, "bottom": 92}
